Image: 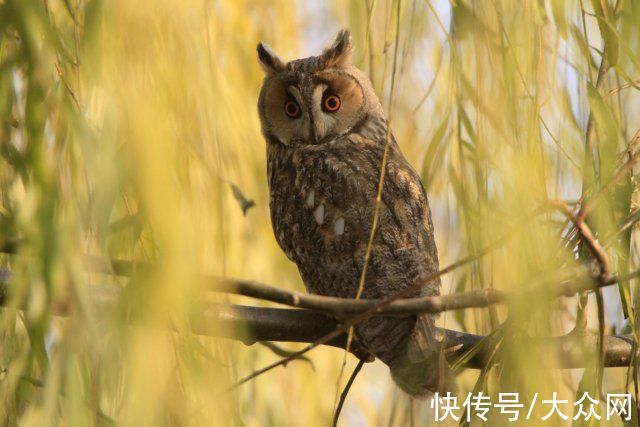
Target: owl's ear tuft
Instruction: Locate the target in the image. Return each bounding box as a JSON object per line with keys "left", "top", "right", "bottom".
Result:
{"left": 319, "top": 29, "right": 352, "bottom": 69}
{"left": 257, "top": 42, "right": 286, "bottom": 75}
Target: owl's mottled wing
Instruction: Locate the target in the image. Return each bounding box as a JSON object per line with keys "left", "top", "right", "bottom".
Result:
{"left": 268, "top": 133, "right": 440, "bottom": 298}
{"left": 267, "top": 133, "right": 440, "bottom": 367}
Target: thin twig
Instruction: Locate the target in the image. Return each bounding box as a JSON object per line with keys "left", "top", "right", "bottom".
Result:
{"left": 550, "top": 199, "right": 611, "bottom": 398}
{"left": 578, "top": 149, "right": 640, "bottom": 222}
{"left": 332, "top": 357, "right": 366, "bottom": 427}
{"left": 550, "top": 200, "right": 611, "bottom": 279}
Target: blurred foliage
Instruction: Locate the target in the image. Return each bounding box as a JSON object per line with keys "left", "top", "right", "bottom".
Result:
{"left": 0, "top": 0, "right": 639, "bottom": 425}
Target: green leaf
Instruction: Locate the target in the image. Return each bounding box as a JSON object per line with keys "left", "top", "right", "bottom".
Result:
{"left": 550, "top": 0, "right": 568, "bottom": 39}
{"left": 259, "top": 342, "right": 315, "bottom": 370}
{"left": 229, "top": 182, "right": 256, "bottom": 216}
{"left": 586, "top": 82, "right": 621, "bottom": 184}
{"left": 591, "top": 0, "right": 619, "bottom": 66}
{"left": 458, "top": 106, "right": 478, "bottom": 146}
{"left": 451, "top": 1, "right": 496, "bottom": 41}
{"left": 61, "top": 0, "right": 77, "bottom": 23}
{"left": 420, "top": 115, "right": 450, "bottom": 188}
{"left": 569, "top": 24, "right": 596, "bottom": 72}
{"left": 614, "top": 164, "right": 634, "bottom": 323}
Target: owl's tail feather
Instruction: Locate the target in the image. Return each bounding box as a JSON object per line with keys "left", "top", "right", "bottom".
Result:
{"left": 389, "top": 315, "right": 455, "bottom": 398}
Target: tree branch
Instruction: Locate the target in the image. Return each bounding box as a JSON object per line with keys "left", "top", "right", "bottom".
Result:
{"left": 215, "top": 268, "right": 640, "bottom": 316}
{"left": 6, "top": 248, "right": 638, "bottom": 317}
{"left": 0, "top": 276, "right": 634, "bottom": 369}
{"left": 5, "top": 230, "right": 639, "bottom": 319}
{"left": 202, "top": 303, "right": 634, "bottom": 369}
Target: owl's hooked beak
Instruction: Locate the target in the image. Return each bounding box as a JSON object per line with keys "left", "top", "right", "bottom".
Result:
{"left": 308, "top": 117, "right": 320, "bottom": 145}
{"left": 309, "top": 110, "right": 333, "bottom": 145}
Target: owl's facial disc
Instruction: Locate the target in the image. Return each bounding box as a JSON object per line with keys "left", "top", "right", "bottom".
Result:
{"left": 259, "top": 75, "right": 310, "bottom": 146}
{"left": 259, "top": 69, "right": 366, "bottom": 147}
{"left": 308, "top": 71, "right": 366, "bottom": 143}
{"left": 257, "top": 30, "right": 378, "bottom": 147}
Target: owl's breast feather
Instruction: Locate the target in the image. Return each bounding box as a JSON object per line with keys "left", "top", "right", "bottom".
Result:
{"left": 266, "top": 135, "right": 440, "bottom": 300}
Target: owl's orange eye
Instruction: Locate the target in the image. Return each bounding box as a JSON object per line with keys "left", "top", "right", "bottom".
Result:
{"left": 284, "top": 100, "right": 301, "bottom": 118}
{"left": 323, "top": 95, "right": 341, "bottom": 112}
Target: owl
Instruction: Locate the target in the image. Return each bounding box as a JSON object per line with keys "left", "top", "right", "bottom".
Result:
{"left": 257, "top": 30, "right": 453, "bottom": 396}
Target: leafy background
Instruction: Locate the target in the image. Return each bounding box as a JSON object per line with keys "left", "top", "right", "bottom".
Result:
{"left": 0, "top": 0, "right": 639, "bottom": 425}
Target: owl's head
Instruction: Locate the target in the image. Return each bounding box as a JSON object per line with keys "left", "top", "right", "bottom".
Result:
{"left": 257, "top": 30, "right": 383, "bottom": 147}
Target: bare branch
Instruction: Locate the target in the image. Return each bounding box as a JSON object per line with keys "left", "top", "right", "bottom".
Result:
{"left": 202, "top": 303, "right": 634, "bottom": 369}
{"left": 0, "top": 277, "right": 634, "bottom": 371}
{"left": 216, "top": 267, "right": 640, "bottom": 316}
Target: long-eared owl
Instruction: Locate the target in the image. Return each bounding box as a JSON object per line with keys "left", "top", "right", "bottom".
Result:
{"left": 256, "top": 30, "right": 452, "bottom": 396}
